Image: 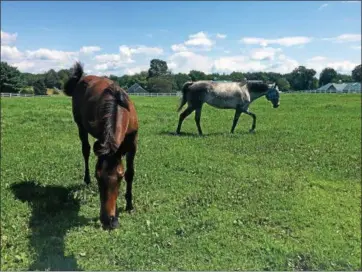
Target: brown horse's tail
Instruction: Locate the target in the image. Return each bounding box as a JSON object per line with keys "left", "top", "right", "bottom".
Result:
{"left": 177, "top": 81, "right": 193, "bottom": 112}
{"left": 63, "top": 62, "right": 84, "bottom": 96}
{"left": 93, "top": 87, "right": 130, "bottom": 157}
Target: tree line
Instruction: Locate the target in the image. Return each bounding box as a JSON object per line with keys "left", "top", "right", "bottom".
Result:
{"left": 1, "top": 59, "right": 361, "bottom": 95}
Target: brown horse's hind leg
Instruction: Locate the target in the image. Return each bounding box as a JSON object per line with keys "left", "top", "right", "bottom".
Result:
{"left": 78, "top": 125, "right": 91, "bottom": 184}
{"left": 176, "top": 106, "right": 194, "bottom": 134}
{"left": 125, "top": 133, "right": 137, "bottom": 212}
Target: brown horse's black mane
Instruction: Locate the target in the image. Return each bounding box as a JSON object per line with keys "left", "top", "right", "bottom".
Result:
{"left": 94, "top": 85, "right": 130, "bottom": 157}
{"left": 246, "top": 82, "right": 269, "bottom": 93}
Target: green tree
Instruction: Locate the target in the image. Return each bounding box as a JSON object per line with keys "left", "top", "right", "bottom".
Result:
{"left": 33, "top": 79, "right": 47, "bottom": 95}
{"left": 188, "top": 70, "right": 207, "bottom": 81}
{"left": 351, "top": 64, "right": 361, "bottom": 82}
{"left": 276, "top": 78, "right": 291, "bottom": 92}
{"left": 311, "top": 78, "right": 319, "bottom": 89}
{"left": 229, "top": 72, "right": 245, "bottom": 82}
{"left": 147, "top": 59, "right": 169, "bottom": 79}
{"left": 173, "top": 73, "right": 191, "bottom": 91}
{"left": 0, "top": 61, "right": 24, "bottom": 93}
{"left": 147, "top": 76, "right": 174, "bottom": 93}
{"left": 319, "top": 67, "right": 337, "bottom": 87}
{"left": 57, "top": 68, "right": 71, "bottom": 89}
{"left": 44, "top": 69, "right": 61, "bottom": 89}
{"left": 286, "top": 66, "right": 316, "bottom": 90}
{"left": 334, "top": 73, "right": 353, "bottom": 83}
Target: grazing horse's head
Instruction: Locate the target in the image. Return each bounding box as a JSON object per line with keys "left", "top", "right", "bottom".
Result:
{"left": 266, "top": 83, "right": 280, "bottom": 108}
{"left": 94, "top": 151, "right": 124, "bottom": 230}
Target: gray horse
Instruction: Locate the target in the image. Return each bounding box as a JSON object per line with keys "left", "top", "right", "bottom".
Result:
{"left": 176, "top": 80, "right": 280, "bottom": 135}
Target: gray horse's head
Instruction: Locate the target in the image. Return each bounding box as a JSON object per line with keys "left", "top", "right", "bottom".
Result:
{"left": 266, "top": 83, "right": 280, "bottom": 108}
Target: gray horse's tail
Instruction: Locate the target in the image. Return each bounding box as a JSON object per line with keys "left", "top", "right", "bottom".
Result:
{"left": 177, "top": 81, "right": 193, "bottom": 112}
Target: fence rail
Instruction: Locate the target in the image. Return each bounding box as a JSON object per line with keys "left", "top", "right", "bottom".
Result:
{"left": 1, "top": 89, "right": 360, "bottom": 98}
{"left": 0, "top": 92, "right": 181, "bottom": 98}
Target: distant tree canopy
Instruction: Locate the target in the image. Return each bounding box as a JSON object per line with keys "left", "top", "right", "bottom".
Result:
{"left": 352, "top": 64, "right": 361, "bottom": 82}
{"left": 0, "top": 62, "right": 25, "bottom": 93}
{"left": 1, "top": 60, "right": 360, "bottom": 94}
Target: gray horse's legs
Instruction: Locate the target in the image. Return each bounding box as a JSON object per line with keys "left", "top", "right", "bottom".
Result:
{"left": 244, "top": 110, "right": 256, "bottom": 133}
{"left": 194, "top": 107, "right": 203, "bottom": 136}
{"left": 230, "top": 108, "right": 242, "bottom": 133}
{"left": 176, "top": 106, "right": 194, "bottom": 134}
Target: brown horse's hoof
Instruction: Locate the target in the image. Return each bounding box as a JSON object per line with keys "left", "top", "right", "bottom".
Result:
{"left": 126, "top": 207, "right": 136, "bottom": 214}
{"left": 249, "top": 129, "right": 255, "bottom": 134}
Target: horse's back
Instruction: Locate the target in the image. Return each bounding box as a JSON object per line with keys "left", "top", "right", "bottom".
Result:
{"left": 72, "top": 75, "right": 136, "bottom": 138}
{"left": 192, "top": 81, "right": 250, "bottom": 109}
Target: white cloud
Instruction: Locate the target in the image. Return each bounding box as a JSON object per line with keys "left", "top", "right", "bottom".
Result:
{"left": 123, "top": 65, "right": 149, "bottom": 75}
{"left": 94, "top": 62, "right": 126, "bottom": 71}
{"left": 167, "top": 46, "right": 299, "bottom": 75}
{"left": 240, "top": 36, "right": 312, "bottom": 47}
{"left": 11, "top": 61, "right": 35, "bottom": 71}
{"left": 94, "top": 52, "right": 135, "bottom": 72}
{"left": 132, "top": 46, "right": 164, "bottom": 55}
{"left": 185, "top": 31, "right": 214, "bottom": 48}
{"left": 318, "top": 3, "right": 329, "bottom": 10}
{"left": 1, "top": 45, "right": 23, "bottom": 60}
{"left": 95, "top": 54, "right": 122, "bottom": 62}
{"left": 212, "top": 55, "right": 268, "bottom": 73}
{"left": 323, "top": 33, "right": 361, "bottom": 43}
{"left": 170, "top": 31, "right": 216, "bottom": 54}
{"left": 249, "top": 47, "right": 282, "bottom": 61}
{"left": 79, "top": 46, "right": 101, "bottom": 54}
{"left": 216, "top": 33, "right": 227, "bottom": 39}
{"left": 307, "top": 56, "right": 327, "bottom": 62}
{"left": 351, "top": 45, "right": 362, "bottom": 50}
{"left": 25, "top": 48, "right": 78, "bottom": 61}
{"left": 306, "top": 56, "right": 358, "bottom": 75}
{"left": 171, "top": 43, "right": 188, "bottom": 52}
{"left": 168, "top": 51, "right": 213, "bottom": 74}
{"left": 119, "top": 45, "right": 163, "bottom": 56}
{"left": 1, "top": 30, "right": 17, "bottom": 45}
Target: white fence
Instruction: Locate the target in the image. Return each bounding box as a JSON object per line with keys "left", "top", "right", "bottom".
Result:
{"left": 1, "top": 92, "right": 181, "bottom": 98}
{"left": 283, "top": 89, "right": 361, "bottom": 94}
{"left": 1, "top": 89, "right": 360, "bottom": 98}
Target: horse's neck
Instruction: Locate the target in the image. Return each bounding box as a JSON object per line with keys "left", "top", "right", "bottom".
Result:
{"left": 249, "top": 91, "right": 267, "bottom": 102}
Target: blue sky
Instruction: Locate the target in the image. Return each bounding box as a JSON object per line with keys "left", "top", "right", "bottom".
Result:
{"left": 1, "top": 1, "right": 361, "bottom": 76}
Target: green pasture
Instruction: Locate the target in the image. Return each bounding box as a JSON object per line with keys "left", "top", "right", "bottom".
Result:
{"left": 1, "top": 94, "right": 360, "bottom": 270}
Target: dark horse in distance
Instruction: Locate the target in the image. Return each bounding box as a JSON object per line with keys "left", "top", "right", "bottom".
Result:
{"left": 64, "top": 62, "right": 138, "bottom": 229}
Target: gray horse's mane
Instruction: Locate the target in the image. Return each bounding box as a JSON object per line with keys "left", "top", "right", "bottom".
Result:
{"left": 246, "top": 82, "right": 269, "bottom": 93}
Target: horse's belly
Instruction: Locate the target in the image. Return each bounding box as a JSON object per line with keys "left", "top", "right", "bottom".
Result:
{"left": 205, "top": 94, "right": 238, "bottom": 109}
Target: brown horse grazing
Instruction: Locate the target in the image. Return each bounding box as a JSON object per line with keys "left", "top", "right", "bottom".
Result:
{"left": 64, "top": 62, "right": 138, "bottom": 230}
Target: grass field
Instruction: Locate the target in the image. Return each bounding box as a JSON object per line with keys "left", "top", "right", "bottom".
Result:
{"left": 1, "top": 93, "right": 361, "bottom": 270}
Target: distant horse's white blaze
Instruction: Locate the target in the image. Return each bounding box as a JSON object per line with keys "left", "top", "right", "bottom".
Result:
{"left": 176, "top": 80, "right": 280, "bottom": 135}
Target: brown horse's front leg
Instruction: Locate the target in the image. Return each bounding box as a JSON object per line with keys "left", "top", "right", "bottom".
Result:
{"left": 78, "top": 126, "right": 91, "bottom": 184}
{"left": 125, "top": 140, "right": 137, "bottom": 212}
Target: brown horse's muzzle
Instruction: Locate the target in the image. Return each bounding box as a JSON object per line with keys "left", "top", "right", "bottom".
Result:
{"left": 100, "top": 213, "right": 119, "bottom": 230}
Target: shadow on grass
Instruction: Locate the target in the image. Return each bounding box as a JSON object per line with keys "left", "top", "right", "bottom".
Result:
{"left": 11, "top": 180, "right": 90, "bottom": 271}
{"left": 158, "top": 130, "right": 252, "bottom": 137}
